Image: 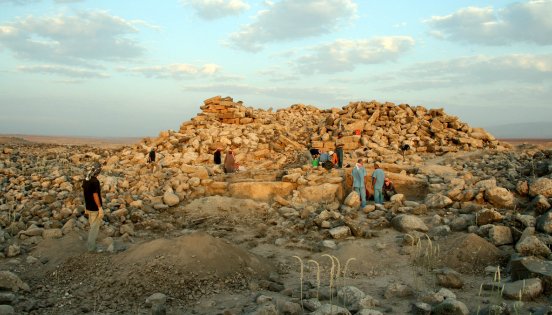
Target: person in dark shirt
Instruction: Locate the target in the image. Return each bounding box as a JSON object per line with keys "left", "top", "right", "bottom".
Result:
{"left": 383, "top": 177, "right": 397, "bottom": 201}
{"left": 335, "top": 133, "right": 344, "bottom": 168}
{"left": 82, "top": 162, "right": 104, "bottom": 252}
{"left": 214, "top": 148, "right": 222, "bottom": 165}
{"left": 147, "top": 148, "right": 156, "bottom": 163}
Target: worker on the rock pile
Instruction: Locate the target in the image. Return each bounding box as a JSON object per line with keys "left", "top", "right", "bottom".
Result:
{"left": 224, "top": 150, "right": 239, "bottom": 173}
{"left": 82, "top": 162, "right": 104, "bottom": 252}
{"left": 214, "top": 147, "right": 222, "bottom": 165}
{"left": 329, "top": 150, "right": 338, "bottom": 167}
{"left": 335, "top": 133, "right": 344, "bottom": 168}
{"left": 372, "top": 163, "right": 385, "bottom": 205}
{"left": 383, "top": 177, "right": 397, "bottom": 201}
{"left": 147, "top": 147, "right": 156, "bottom": 164}
{"left": 352, "top": 159, "right": 368, "bottom": 208}
{"left": 319, "top": 149, "right": 329, "bottom": 164}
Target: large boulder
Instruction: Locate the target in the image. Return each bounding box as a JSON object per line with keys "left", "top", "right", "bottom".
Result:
{"left": 536, "top": 210, "right": 552, "bottom": 234}
{"left": 180, "top": 165, "right": 209, "bottom": 179}
{"left": 489, "top": 225, "right": 513, "bottom": 246}
{"left": 424, "top": 194, "right": 453, "bottom": 209}
{"left": 529, "top": 178, "right": 552, "bottom": 197}
{"left": 515, "top": 235, "right": 552, "bottom": 258}
{"left": 510, "top": 256, "right": 552, "bottom": 292}
{"left": 298, "top": 183, "right": 341, "bottom": 203}
{"left": 391, "top": 214, "right": 428, "bottom": 233}
{"left": 344, "top": 191, "right": 361, "bottom": 208}
{"left": 503, "top": 278, "right": 543, "bottom": 300}
{"left": 485, "top": 187, "right": 515, "bottom": 208}
{"left": 441, "top": 233, "right": 507, "bottom": 273}
{"left": 163, "top": 191, "right": 180, "bottom": 206}
{"left": 0, "top": 271, "right": 30, "bottom": 292}
{"left": 229, "top": 182, "right": 295, "bottom": 201}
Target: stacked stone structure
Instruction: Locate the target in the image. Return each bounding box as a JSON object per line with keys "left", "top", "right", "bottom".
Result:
{"left": 196, "top": 96, "right": 252, "bottom": 125}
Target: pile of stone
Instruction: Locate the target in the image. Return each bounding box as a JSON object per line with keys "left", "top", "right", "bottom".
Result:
{"left": 312, "top": 100, "right": 501, "bottom": 154}
{"left": 196, "top": 96, "right": 252, "bottom": 125}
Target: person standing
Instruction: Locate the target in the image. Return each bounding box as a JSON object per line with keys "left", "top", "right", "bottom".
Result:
{"left": 335, "top": 133, "right": 344, "bottom": 168}
{"left": 352, "top": 159, "right": 367, "bottom": 208}
{"left": 214, "top": 147, "right": 222, "bottom": 165}
{"left": 224, "top": 150, "right": 239, "bottom": 173}
{"left": 372, "top": 163, "right": 385, "bottom": 205}
{"left": 329, "top": 150, "right": 338, "bottom": 167}
{"left": 82, "top": 162, "right": 104, "bottom": 252}
{"left": 147, "top": 148, "right": 156, "bottom": 164}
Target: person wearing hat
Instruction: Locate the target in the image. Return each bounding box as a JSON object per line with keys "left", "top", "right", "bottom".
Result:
{"left": 82, "top": 162, "right": 104, "bottom": 252}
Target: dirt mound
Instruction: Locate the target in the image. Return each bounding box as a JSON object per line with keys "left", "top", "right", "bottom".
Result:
{"left": 441, "top": 233, "right": 509, "bottom": 273}
{"left": 34, "top": 232, "right": 274, "bottom": 313}
{"left": 117, "top": 231, "right": 273, "bottom": 277}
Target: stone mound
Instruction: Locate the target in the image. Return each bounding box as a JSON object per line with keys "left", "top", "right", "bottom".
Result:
{"left": 440, "top": 233, "right": 509, "bottom": 273}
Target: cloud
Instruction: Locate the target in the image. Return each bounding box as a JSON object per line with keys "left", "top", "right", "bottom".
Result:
{"left": 0, "top": 10, "right": 146, "bottom": 65}
{"left": 0, "top": 0, "right": 83, "bottom": 3}
{"left": 0, "top": 0, "right": 39, "bottom": 4}
{"left": 18, "top": 64, "right": 110, "bottom": 78}
{"left": 119, "top": 63, "right": 221, "bottom": 79}
{"left": 427, "top": 0, "right": 552, "bottom": 45}
{"left": 382, "top": 54, "right": 552, "bottom": 90}
{"left": 181, "top": 0, "right": 249, "bottom": 20}
{"left": 228, "top": 0, "right": 357, "bottom": 52}
{"left": 295, "top": 36, "right": 415, "bottom": 74}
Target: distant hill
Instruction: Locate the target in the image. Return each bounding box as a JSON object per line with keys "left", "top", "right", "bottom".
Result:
{"left": 485, "top": 122, "right": 552, "bottom": 139}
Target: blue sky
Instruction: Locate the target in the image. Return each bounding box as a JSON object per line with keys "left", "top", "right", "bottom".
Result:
{"left": 0, "top": 0, "right": 550, "bottom": 137}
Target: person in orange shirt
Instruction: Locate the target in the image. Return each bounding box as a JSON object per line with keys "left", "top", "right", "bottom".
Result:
{"left": 329, "top": 150, "right": 338, "bottom": 167}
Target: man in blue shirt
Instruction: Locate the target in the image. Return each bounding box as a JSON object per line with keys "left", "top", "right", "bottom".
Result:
{"left": 352, "top": 159, "right": 367, "bottom": 208}
{"left": 319, "top": 150, "right": 329, "bottom": 163}
{"left": 372, "top": 163, "right": 385, "bottom": 205}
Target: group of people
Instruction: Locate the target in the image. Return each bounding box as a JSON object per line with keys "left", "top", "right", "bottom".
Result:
{"left": 82, "top": 143, "right": 397, "bottom": 252}
{"left": 310, "top": 148, "right": 343, "bottom": 170}
{"left": 214, "top": 147, "right": 242, "bottom": 173}
{"left": 309, "top": 133, "right": 345, "bottom": 170}
{"left": 352, "top": 161, "right": 396, "bottom": 207}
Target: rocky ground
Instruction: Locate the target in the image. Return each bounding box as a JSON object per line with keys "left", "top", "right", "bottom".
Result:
{"left": 0, "top": 98, "right": 551, "bottom": 315}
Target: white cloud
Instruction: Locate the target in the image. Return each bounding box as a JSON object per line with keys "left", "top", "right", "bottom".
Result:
{"left": 120, "top": 63, "right": 221, "bottom": 79}
{"left": 0, "top": 0, "right": 39, "bottom": 4}
{"left": 382, "top": 54, "right": 552, "bottom": 90}
{"left": 295, "top": 36, "right": 415, "bottom": 74}
{"left": 0, "top": 10, "right": 146, "bottom": 65}
{"left": 0, "top": 0, "right": 83, "bottom": 3}
{"left": 18, "top": 64, "right": 110, "bottom": 78}
{"left": 427, "top": 0, "right": 552, "bottom": 45}
{"left": 181, "top": 0, "right": 250, "bottom": 20}
{"left": 228, "top": 0, "right": 357, "bottom": 52}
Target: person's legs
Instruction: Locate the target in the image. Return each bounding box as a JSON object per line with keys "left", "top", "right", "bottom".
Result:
{"left": 354, "top": 187, "right": 367, "bottom": 208}
{"left": 374, "top": 188, "right": 383, "bottom": 205}
{"left": 359, "top": 186, "right": 366, "bottom": 208}
{"left": 87, "top": 211, "right": 101, "bottom": 251}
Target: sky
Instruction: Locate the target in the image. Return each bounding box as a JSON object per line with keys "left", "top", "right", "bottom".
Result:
{"left": 0, "top": 0, "right": 551, "bottom": 138}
